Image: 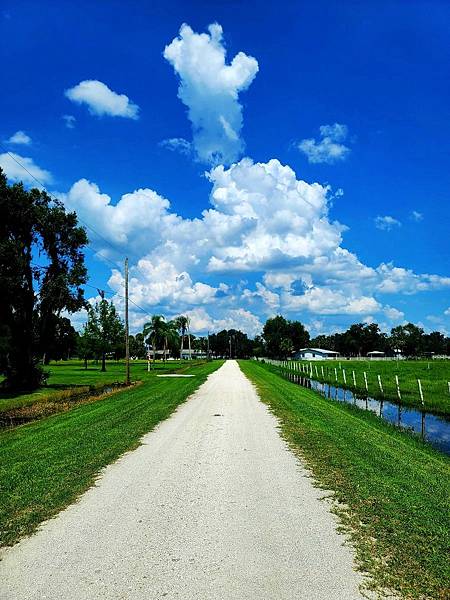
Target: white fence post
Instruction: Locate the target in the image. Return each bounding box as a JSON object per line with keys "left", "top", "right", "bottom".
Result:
{"left": 418, "top": 379, "right": 424, "bottom": 406}
{"left": 377, "top": 375, "right": 383, "bottom": 395}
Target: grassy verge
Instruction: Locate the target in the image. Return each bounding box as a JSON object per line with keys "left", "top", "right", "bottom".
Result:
{"left": 0, "top": 360, "right": 222, "bottom": 548}
{"left": 286, "top": 359, "right": 450, "bottom": 415}
{"left": 0, "top": 359, "right": 204, "bottom": 413}
{"left": 240, "top": 360, "right": 450, "bottom": 599}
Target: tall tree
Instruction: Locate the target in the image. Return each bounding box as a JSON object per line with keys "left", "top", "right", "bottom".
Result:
{"left": 143, "top": 315, "right": 166, "bottom": 365}
{"left": 129, "top": 333, "right": 147, "bottom": 359}
{"left": 84, "top": 299, "right": 124, "bottom": 371}
{"left": 209, "top": 329, "right": 254, "bottom": 358}
{"left": 390, "top": 323, "right": 425, "bottom": 357}
{"left": 76, "top": 326, "right": 95, "bottom": 370}
{"left": 263, "top": 316, "right": 310, "bottom": 358}
{"left": 162, "top": 320, "right": 179, "bottom": 362}
{"left": 36, "top": 315, "right": 78, "bottom": 363}
{"left": 174, "top": 315, "right": 189, "bottom": 359}
{"left": 0, "top": 169, "right": 87, "bottom": 389}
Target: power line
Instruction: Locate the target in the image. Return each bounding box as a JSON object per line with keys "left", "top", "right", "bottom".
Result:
{"left": 0, "top": 145, "right": 126, "bottom": 259}
{"left": 1, "top": 146, "right": 156, "bottom": 288}
{"left": 31, "top": 262, "right": 154, "bottom": 320}
{"left": 3, "top": 147, "right": 159, "bottom": 323}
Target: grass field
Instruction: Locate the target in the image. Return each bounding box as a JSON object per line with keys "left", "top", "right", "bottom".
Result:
{"left": 0, "top": 359, "right": 222, "bottom": 548}
{"left": 0, "top": 359, "right": 202, "bottom": 414}
{"left": 240, "top": 360, "right": 450, "bottom": 600}
{"left": 281, "top": 359, "right": 450, "bottom": 415}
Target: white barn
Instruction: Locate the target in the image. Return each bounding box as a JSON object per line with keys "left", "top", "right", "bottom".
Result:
{"left": 293, "top": 348, "right": 339, "bottom": 361}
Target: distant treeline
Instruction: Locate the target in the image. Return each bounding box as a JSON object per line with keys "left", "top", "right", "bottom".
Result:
{"left": 1, "top": 171, "right": 448, "bottom": 392}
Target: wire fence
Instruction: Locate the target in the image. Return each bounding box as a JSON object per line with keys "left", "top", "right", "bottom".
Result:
{"left": 255, "top": 357, "right": 450, "bottom": 414}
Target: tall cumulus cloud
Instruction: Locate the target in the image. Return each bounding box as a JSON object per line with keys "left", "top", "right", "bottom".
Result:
{"left": 163, "top": 23, "right": 258, "bottom": 165}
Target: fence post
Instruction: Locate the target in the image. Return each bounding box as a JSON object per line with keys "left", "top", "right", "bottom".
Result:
{"left": 342, "top": 369, "right": 347, "bottom": 385}
{"left": 395, "top": 375, "right": 401, "bottom": 400}
{"left": 363, "top": 371, "right": 368, "bottom": 392}
{"left": 377, "top": 374, "right": 383, "bottom": 395}
{"left": 352, "top": 370, "right": 356, "bottom": 388}
{"left": 335, "top": 367, "right": 338, "bottom": 381}
{"left": 418, "top": 379, "right": 424, "bottom": 406}
{"left": 321, "top": 365, "right": 324, "bottom": 379}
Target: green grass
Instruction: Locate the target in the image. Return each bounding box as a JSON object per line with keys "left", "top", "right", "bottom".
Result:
{"left": 0, "top": 359, "right": 222, "bottom": 548}
{"left": 240, "top": 360, "right": 450, "bottom": 600}
{"left": 282, "top": 359, "right": 450, "bottom": 415}
{"left": 0, "top": 359, "right": 204, "bottom": 413}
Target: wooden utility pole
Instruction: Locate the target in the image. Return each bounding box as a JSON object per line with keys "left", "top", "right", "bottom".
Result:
{"left": 125, "top": 257, "right": 130, "bottom": 385}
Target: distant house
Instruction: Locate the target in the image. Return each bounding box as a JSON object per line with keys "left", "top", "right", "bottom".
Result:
{"left": 147, "top": 349, "right": 171, "bottom": 359}
{"left": 367, "top": 350, "right": 385, "bottom": 359}
{"left": 180, "top": 349, "right": 208, "bottom": 360}
{"left": 293, "top": 348, "right": 339, "bottom": 361}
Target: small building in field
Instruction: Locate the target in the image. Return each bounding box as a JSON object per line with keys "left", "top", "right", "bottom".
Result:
{"left": 293, "top": 348, "right": 339, "bottom": 361}
{"left": 180, "top": 349, "right": 208, "bottom": 360}
{"left": 367, "top": 350, "right": 385, "bottom": 359}
{"left": 147, "top": 349, "right": 171, "bottom": 359}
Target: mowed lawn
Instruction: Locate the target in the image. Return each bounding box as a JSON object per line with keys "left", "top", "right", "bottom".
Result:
{"left": 0, "top": 359, "right": 201, "bottom": 413}
{"left": 240, "top": 360, "right": 450, "bottom": 600}
{"left": 0, "top": 359, "right": 222, "bottom": 547}
{"left": 291, "top": 359, "right": 450, "bottom": 415}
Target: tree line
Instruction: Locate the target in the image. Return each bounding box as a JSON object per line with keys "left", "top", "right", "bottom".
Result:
{"left": 1, "top": 170, "right": 449, "bottom": 390}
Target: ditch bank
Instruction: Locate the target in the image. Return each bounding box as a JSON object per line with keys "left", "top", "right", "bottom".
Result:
{"left": 264, "top": 361, "right": 450, "bottom": 455}
{"left": 0, "top": 381, "right": 137, "bottom": 429}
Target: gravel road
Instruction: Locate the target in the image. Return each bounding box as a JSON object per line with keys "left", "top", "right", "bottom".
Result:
{"left": 0, "top": 360, "right": 365, "bottom": 599}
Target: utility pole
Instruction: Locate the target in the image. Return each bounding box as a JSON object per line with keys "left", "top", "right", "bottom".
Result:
{"left": 207, "top": 330, "right": 210, "bottom": 359}
{"left": 187, "top": 316, "right": 192, "bottom": 360}
{"left": 124, "top": 257, "right": 130, "bottom": 385}
{"left": 229, "top": 336, "right": 232, "bottom": 359}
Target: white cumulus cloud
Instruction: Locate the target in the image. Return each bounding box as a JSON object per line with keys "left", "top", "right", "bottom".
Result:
{"left": 6, "top": 130, "right": 32, "bottom": 145}
{"left": 375, "top": 215, "right": 401, "bottom": 231}
{"left": 296, "top": 123, "right": 350, "bottom": 164}
{"left": 58, "top": 156, "right": 450, "bottom": 335}
{"left": 62, "top": 115, "right": 76, "bottom": 129}
{"left": 0, "top": 152, "right": 52, "bottom": 185}
{"left": 163, "top": 23, "right": 258, "bottom": 165}
{"left": 65, "top": 80, "right": 139, "bottom": 119}
{"left": 186, "top": 307, "right": 263, "bottom": 337}
{"left": 159, "top": 137, "right": 192, "bottom": 155}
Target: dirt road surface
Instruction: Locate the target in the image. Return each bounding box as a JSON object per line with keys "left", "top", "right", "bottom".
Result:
{"left": 0, "top": 360, "right": 365, "bottom": 599}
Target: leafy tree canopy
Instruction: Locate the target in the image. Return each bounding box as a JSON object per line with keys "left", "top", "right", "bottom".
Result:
{"left": 0, "top": 169, "right": 87, "bottom": 389}
{"left": 83, "top": 299, "right": 124, "bottom": 371}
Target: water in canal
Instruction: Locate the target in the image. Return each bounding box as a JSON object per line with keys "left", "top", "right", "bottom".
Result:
{"left": 282, "top": 370, "right": 450, "bottom": 456}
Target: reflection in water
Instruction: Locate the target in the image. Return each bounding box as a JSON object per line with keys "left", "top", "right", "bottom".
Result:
{"left": 282, "top": 371, "right": 450, "bottom": 456}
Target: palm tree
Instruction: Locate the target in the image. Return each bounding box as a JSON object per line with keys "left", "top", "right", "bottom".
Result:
{"left": 174, "top": 315, "right": 189, "bottom": 360}
{"left": 186, "top": 315, "right": 192, "bottom": 360}
{"left": 143, "top": 315, "right": 166, "bottom": 368}
{"left": 163, "top": 320, "right": 179, "bottom": 362}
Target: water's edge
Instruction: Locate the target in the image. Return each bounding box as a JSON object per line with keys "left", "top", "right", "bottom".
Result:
{"left": 266, "top": 364, "right": 450, "bottom": 455}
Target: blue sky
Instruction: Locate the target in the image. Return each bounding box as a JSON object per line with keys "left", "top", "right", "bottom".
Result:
{"left": 1, "top": 1, "right": 450, "bottom": 336}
